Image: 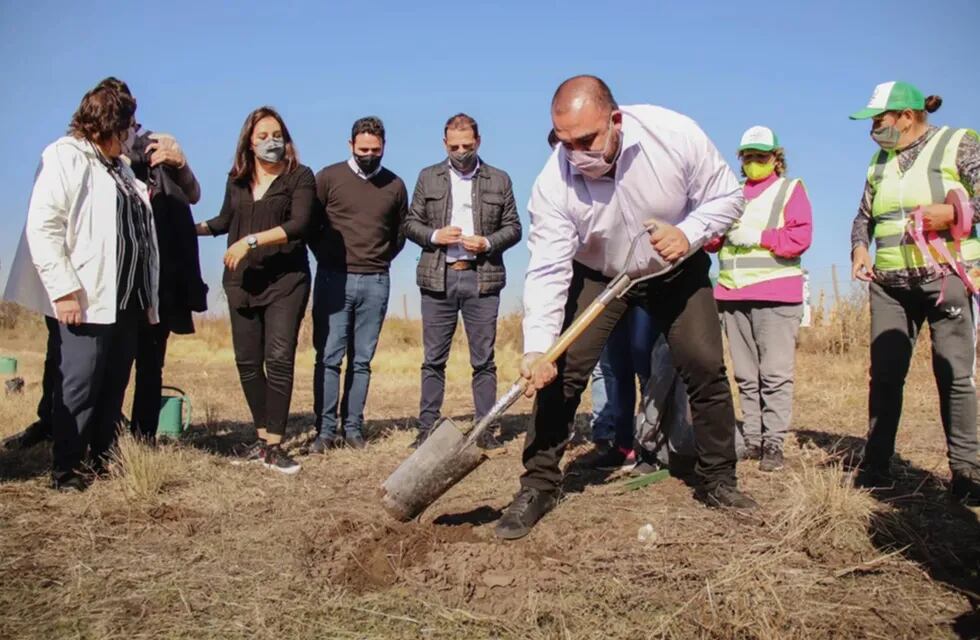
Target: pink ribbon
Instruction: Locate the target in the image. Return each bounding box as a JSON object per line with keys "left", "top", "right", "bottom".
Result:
{"left": 907, "top": 190, "right": 978, "bottom": 305}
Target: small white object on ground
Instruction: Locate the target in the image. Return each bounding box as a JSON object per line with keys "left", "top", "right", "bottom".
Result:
{"left": 637, "top": 523, "right": 657, "bottom": 543}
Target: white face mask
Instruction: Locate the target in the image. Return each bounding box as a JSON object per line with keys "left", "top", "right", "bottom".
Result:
{"left": 566, "top": 117, "right": 620, "bottom": 179}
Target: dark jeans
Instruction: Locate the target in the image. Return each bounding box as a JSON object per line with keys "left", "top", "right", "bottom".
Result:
{"left": 35, "top": 317, "right": 60, "bottom": 429}
{"left": 419, "top": 268, "right": 500, "bottom": 432}
{"left": 521, "top": 252, "right": 738, "bottom": 492}
{"left": 865, "top": 278, "right": 979, "bottom": 473}
{"left": 130, "top": 317, "right": 171, "bottom": 440}
{"left": 229, "top": 280, "right": 310, "bottom": 437}
{"left": 312, "top": 270, "right": 390, "bottom": 438}
{"left": 50, "top": 309, "right": 140, "bottom": 481}
{"left": 590, "top": 305, "right": 658, "bottom": 449}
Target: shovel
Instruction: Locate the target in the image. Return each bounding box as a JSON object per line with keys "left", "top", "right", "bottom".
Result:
{"left": 380, "top": 222, "right": 661, "bottom": 521}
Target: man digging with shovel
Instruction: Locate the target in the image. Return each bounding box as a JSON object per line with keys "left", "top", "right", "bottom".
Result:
{"left": 494, "top": 75, "right": 757, "bottom": 540}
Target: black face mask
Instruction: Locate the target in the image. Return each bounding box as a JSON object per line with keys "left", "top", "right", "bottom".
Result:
{"left": 449, "top": 149, "right": 478, "bottom": 173}
{"left": 355, "top": 153, "right": 382, "bottom": 175}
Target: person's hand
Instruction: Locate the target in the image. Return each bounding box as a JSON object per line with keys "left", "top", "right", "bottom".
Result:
{"left": 224, "top": 239, "right": 250, "bottom": 271}
{"left": 851, "top": 245, "right": 874, "bottom": 282}
{"left": 461, "top": 235, "right": 489, "bottom": 254}
{"left": 145, "top": 133, "right": 187, "bottom": 169}
{"left": 725, "top": 224, "right": 763, "bottom": 248}
{"left": 918, "top": 204, "right": 955, "bottom": 232}
{"left": 434, "top": 226, "right": 463, "bottom": 246}
{"left": 520, "top": 351, "right": 557, "bottom": 398}
{"left": 649, "top": 222, "right": 691, "bottom": 262}
{"left": 54, "top": 291, "right": 82, "bottom": 325}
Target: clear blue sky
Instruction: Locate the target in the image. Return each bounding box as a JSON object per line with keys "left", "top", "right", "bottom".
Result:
{"left": 1, "top": 0, "right": 978, "bottom": 317}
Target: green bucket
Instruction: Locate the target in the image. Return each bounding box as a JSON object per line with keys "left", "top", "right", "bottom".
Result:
{"left": 0, "top": 357, "right": 17, "bottom": 375}
{"left": 158, "top": 386, "right": 191, "bottom": 439}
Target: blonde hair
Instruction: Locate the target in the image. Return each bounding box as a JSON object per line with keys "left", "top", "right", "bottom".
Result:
{"left": 739, "top": 147, "right": 787, "bottom": 178}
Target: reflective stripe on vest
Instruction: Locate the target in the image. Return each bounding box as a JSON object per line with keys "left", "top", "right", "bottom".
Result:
{"left": 717, "top": 177, "right": 803, "bottom": 289}
{"left": 869, "top": 126, "right": 980, "bottom": 271}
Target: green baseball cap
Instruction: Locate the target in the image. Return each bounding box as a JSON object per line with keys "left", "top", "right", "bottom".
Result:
{"left": 739, "top": 126, "right": 779, "bottom": 152}
{"left": 850, "top": 81, "right": 925, "bottom": 120}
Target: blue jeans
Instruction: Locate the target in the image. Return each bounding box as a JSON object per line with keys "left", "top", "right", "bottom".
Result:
{"left": 312, "top": 270, "right": 390, "bottom": 438}
{"left": 590, "top": 305, "right": 658, "bottom": 448}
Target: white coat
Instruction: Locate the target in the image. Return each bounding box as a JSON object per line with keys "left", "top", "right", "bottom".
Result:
{"left": 3, "top": 136, "right": 159, "bottom": 325}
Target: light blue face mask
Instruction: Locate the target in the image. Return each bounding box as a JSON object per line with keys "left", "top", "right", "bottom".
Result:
{"left": 254, "top": 137, "right": 285, "bottom": 163}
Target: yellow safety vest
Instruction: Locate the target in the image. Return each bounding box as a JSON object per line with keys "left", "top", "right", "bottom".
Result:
{"left": 868, "top": 126, "right": 980, "bottom": 271}
{"left": 718, "top": 177, "right": 804, "bottom": 289}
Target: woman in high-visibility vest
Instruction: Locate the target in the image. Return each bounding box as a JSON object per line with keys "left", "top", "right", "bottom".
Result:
{"left": 849, "top": 81, "right": 980, "bottom": 502}
{"left": 706, "top": 126, "right": 813, "bottom": 472}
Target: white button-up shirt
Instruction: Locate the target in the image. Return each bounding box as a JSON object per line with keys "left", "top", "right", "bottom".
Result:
{"left": 428, "top": 159, "right": 487, "bottom": 262}
{"left": 523, "top": 104, "right": 743, "bottom": 354}
{"left": 347, "top": 156, "right": 383, "bottom": 180}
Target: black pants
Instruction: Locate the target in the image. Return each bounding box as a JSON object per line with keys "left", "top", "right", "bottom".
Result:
{"left": 419, "top": 268, "right": 500, "bottom": 431}
{"left": 51, "top": 309, "right": 140, "bottom": 481}
{"left": 229, "top": 281, "right": 310, "bottom": 437}
{"left": 130, "top": 317, "right": 172, "bottom": 440}
{"left": 36, "top": 317, "right": 60, "bottom": 428}
{"left": 521, "top": 252, "right": 738, "bottom": 492}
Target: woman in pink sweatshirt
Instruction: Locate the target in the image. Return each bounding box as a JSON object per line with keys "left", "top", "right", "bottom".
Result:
{"left": 705, "top": 126, "right": 813, "bottom": 472}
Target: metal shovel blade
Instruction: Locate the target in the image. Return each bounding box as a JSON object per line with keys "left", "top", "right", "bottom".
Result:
{"left": 380, "top": 417, "right": 486, "bottom": 522}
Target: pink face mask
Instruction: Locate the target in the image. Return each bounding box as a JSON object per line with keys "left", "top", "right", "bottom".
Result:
{"left": 566, "top": 118, "right": 620, "bottom": 179}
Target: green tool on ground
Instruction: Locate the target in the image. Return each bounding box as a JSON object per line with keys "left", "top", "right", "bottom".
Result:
{"left": 157, "top": 386, "right": 192, "bottom": 439}
{"left": 0, "top": 356, "right": 17, "bottom": 376}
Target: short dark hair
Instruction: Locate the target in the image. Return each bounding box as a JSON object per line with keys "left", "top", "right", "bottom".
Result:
{"left": 444, "top": 113, "right": 479, "bottom": 138}
{"left": 351, "top": 116, "right": 385, "bottom": 143}
{"left": 95, "top": 76, "right": 132, "bottom": 98}
{"left": 67, "top": 85, "right": 136, "bottom": 144}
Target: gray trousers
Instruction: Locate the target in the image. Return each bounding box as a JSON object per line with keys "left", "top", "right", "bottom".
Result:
{"left": 720, "top": 302, "right": 802, "bottom": 448}
{"left": 865, "top": 278, "right": 979, "bottom": 473}
{"left": 419, "top": 268, "right": 500, "bottom": 431}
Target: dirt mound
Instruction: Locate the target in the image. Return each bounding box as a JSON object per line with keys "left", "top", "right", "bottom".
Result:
{"left": 300, "top": 518, "right": 481, "bottom": 594}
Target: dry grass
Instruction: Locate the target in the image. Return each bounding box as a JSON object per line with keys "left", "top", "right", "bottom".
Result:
{"left": 0, "top": 298, "right": 977, "bottom": 639}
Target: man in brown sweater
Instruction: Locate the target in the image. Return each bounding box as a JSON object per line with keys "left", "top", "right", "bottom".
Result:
{"left": 310, "top": 116, "right": 408, "bottom": 451}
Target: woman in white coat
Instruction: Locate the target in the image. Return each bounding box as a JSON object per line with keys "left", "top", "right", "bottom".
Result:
{"left": 4, "top": 84, "right": 159, "bottom": 491}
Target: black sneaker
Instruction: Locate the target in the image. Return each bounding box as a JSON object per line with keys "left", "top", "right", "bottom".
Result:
{"left": 231, "top": 440, "right": 266, "bottom": 466}
{"left": 759, "top": 444, "right": 785, "bottom": 472}
{"left": 740, "top": 443, "right": 762, "bottom": 461}
{"left": 309, "top": 434, "right": 344, "bottom": 454}
{"left": 476, "top": 429, "right": 504, "bottom": 450}
{"left": 950, "top": 468, "right": 980, "bottom": 504}
{"left": 3, "top": 420, "right": 52, "bottom": 450}
{"left": 51, "top": 472, "right": 88, "bottom": 493}
{"left": 262, "top": 446, "right": 301, "bottom": 475}
{"left": 854, "top": 464, "right": 893, "bottom": 490}
{"left": 587, "top": 445, "right": 635, "bottom": 471}
{"left": 494, "top": 487, "right": 559, "bottom": 540}
{"left": 345, "top": 431, "right": 367, "bottom": 450}
{"left": 409, "top": 429, "right": 430, "bottom": 450}
{"left": 697, "top": 483, "right": 759, "bottom": 511}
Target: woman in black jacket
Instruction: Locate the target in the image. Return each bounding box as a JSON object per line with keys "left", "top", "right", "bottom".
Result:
{"left": 198, "top": 106, "right": 315, "bottom": 474}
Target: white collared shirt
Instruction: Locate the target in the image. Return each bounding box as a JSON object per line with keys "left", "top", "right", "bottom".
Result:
{"left": 347, "top": 156, "right": 383, "bottom": 180}
{"left": 446, "top": 159, "right": 480, "bottom": 262}
{"left": 522, "top": 104, "right": 744, "bottom": 353}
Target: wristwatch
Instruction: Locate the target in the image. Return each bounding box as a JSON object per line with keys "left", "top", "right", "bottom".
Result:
{"left": 246, "top": 235, "right": 258, "bottom": 250}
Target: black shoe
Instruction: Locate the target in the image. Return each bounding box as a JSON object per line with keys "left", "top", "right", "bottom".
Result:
{"left": 950, "top": 468, "right": 980, "bottom": 504}
{"left": 3, "top": 420, "right": 52, "bottom": 450}
{"left": 586, "top": 445, "right": 635, "bottom": 471}
{"left": 494, "top": 487, "right": 559, "bottom": 540}
{"left": 51, "top": 472, "right": 87, "bottom": 493}
{"left": 697, "top": 483, "right": 759, "bottom": 511}
{"left": 476, "top": 429, "right": 504, "bottom": 450}
{"left": 262, "top": 446, "right": 301, "bottom": 475}
{"left": 740, "top": 443, "right": 762, "bottom": 461}
{"left": 231, "top": 440, "right": 266, "bottom": 466}
{"left": 310, "top": 433, "right": 344, "bottom": 454}
{"left": 345, "top": 431, "right": 367, "bottom": 450}
{"left": 854, "top": 464, "right": 893, "bottom": 489}
{"left": 759, "top": 444, "right": 784, "bottom": 473}
{"left": 409, "top": 430, "right": 430, "bottom": 450}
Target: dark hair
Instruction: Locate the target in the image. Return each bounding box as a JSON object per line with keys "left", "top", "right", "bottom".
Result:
{"left": 351, "top": 116, "right": 385, "bottom": 143}
{"left": 67, "top": 86, "right": 136, "bottom": 144}
{"left": 552, "top": 75, "right": 618, "bottom": 113}
{"left": 924, "top": 95, "right": 943, "bottom": 113}
{"left": 444, "top": 113, "right": 479, "bottom": 139}
{"left": 547, "top": 128, "right": 559, "bottom": 148}
{"left": 230, "top": 106, "right": 299, "bottom": 184}
{"left": 95, "top": 76, "right": 132, "bottom": 98}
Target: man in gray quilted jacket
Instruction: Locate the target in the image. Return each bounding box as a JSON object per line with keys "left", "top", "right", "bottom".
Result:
{"left": 403, "top": 113, "right": 522, "bottom": 449}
